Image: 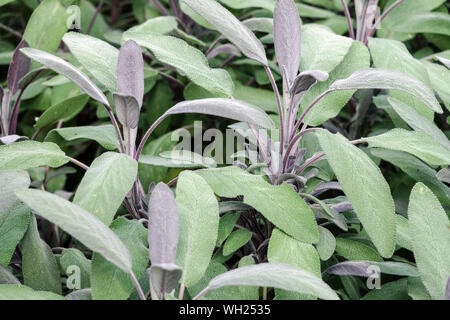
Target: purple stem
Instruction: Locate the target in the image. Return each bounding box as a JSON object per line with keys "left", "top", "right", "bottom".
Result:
{"left": 282, "top": 128, "right": 316, "bottom": 170}
{"left": 264, "top": 65, "right": 284, "bottom": 154}
{"left": 130, "top": 271, "right": 146, "bottom": 300}
{"left": 135, "top": 113, "right": 168, "bottom": 161}
{"left": 291, "top": 90, "right": 332, "bottom": 139}
{"left": 86, "top": 0, "right": 105, "bottom": 35}
{"left": 9, "top": 70, "right": 42, "bottom": 134}
{"left": 103, "top": 104, "right": 125, "bottom": 153}
{"left": 357, "top": 0, "right": 370, "bottom": 41}
{"left": 149, "top": 0, "right": 169, "bottom": 16}
{"left": 193, "top": 286, "right": 210, "bottom": 300}
{"left": 341, "top": 0, "right": 355, "bottom": 39}
{"left": 0, "top": 23, "right": 22, "bottom": 39}
{"left": 368, "top": 0, "right": 404, "bottom": 38}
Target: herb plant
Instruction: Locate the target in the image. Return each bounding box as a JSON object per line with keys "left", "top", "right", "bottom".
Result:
{"left": 0, "top": 0, "right": 449, "bottom": 301}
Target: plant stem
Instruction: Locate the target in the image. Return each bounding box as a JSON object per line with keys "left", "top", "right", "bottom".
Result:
{"left": 193, "top": 286, "right": 210, "bottom": 300}
{"left": 130, "top": 271, "right": 146, "bottom": 301}
{"left": 368, "top": 0, "right": 404, "bottom": 38}
{"left": 136, "top": 113, "right": 168, "bottom": 161}
{"left": 264, "top": 65, "right": 284, "bottom": 154}
{"left": 104, "top": 104, "right": 125, "bottom": 153}
{"left": 68, "top": 157, "right": 89, "bottom": 170}
{"left": 86, "top": 0, "right": 105, "bottom": 35}
{"left": 291, "top": 90, "right": 332, "bottom": 139}
{"left": 282, "top": 128, "right": 316, "bottom": 170}
{"left": 296, "top": 139, "right": 364, "bottom": 174}
{"left": 149, "top": 0, "right": 169, "bottom": 16}
{"left": 10, "top": 70, "right": 42, "bottom": 134}
{"left": 357, "top": 0, "right": 370, "bottom": 41}
{"left": 248, "top": 123, "right": 270, "bottom": 165}
{"left": 0, "top": 23, "right": 22, "bottom": 39}
{"left": 178, "top": 283, "right": 185, "bottom": 300}
{"left": 341, "top": 0, "right": 355, "bottom": 39}
{"left": 205, "top": 36, "right": 222, "bottom": 56}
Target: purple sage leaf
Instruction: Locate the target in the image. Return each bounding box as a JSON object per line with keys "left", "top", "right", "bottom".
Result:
{"left": 112, "top": 93, "right": 140, "bottom": 129}
{"left": 324, "top": 261, "right": 373, "bottom": 277}
{"left": 20, "top": 48, "right": 109, "bottom": 106}
{"left": 165, "top": 98, "right": 275, "bottom": 129}
{"left": 206, "top": 44, "right": 241, "bottom": 60}
{"left": 274, "top": 0, "right": 302, "bottom": 86}
{"left": 0, "top": 135, "right": 28, "bottom": 145}
{"left": 7, "top": 40, "right": 30, "bottom": 97}
{"left": 291, "top": 70, "right": 329, "bottom": 96}
{"left": 148, "top": 264, "right": 182, "bottom": 300}
{"left": 117, "top": 40, "right": 144, "bottom": 108}
{"left": 148, "top": 182, "right": 179, "bottom": 265}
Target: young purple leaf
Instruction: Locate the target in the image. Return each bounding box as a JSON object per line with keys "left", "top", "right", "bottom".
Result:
{"left": 148, "top": 182, "right": 179, "bottom": 265}
{"left": 274, "top": 0, "right": 302, "bottom": 86}
{"left": 324, "top": 261, "right": 373, "bottom": 277}
{"left": 0, "top": 135, "right": 28, "bottom": 145}
{"left": 7, "top": 40, "right": 30, "bottom": 97}
{"left": 290, "top": 70, "right": 329, "bottom": 97}
{"left": 112, "top": 93, "right": 140, "bottom": 129}
{"left": 206, "top": 44, "right": 241, "bottom": 60}
{"left": 325, "top": 261, "right": 420, "bottom": 277}
{"left": 117, "top": 40, "right": 144, "bottom": 108}
{"left": 148, "top": 264, "right": 182, "bottom": 300}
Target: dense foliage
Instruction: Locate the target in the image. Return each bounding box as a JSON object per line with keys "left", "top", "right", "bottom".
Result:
{"left": 0, "top": 0, "right": 449, "bottom": 301}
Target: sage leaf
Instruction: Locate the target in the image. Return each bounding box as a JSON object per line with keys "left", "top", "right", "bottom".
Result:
{"left": 148, "top": 183, "right": 179, "bottom": 265}
{"left": 20, "top": 48, "right": 109, "bottom": 106}
{"left": 22, "top": 214, "right": 61, "bottom": 294}
{"left": 175, "top": 171, "right": 219, "bottom": 287}
{"left": 181, "top": 0, "right": 267, "bottom": 65}
{"left": 23, "top": 0, "right": 69, "bottom": 53}
{"left": 34, "top": 94, "right": 90, "bottom": 130}
{"left": 408, "top": 183, "right": 450, "bottom": 300}
{"left": 207, "top": 263, "right": 339, "bottom": 300}
{"left": 268, "top": 229, "right": 321, "bottom": 300}
{"left": 316, "top": 130, "right": 396, "bottom": 258}
{"left": 0, "top": 203, "right": 30, "bottom": 266}
{"left": 0, "top": 284, "right": 66, "bottom": 300}
{"left": 165, "top": 98, "right": 274, "bottom": 129}
{"left": 335, "top": 238, "right": 383, "bottom": 262}
{"left": 363, "top": 129, "right": 450, "bottom": 166}
{"left": 15, "top": 189, "right": 133, "bottom": 273}
{"left": 274, "top": 0, "right": 302, "bottom": 85}
{"left": 386, "top": 97, "right": 450, "bottom": 149}
{"left": 73, "top": 152, "right": 138, "bottom": 225}
{"left": 325, "top": 261, "right": 419, "bottom": 278}
{"left": 123, "top": 32, "right": 234, "bottom": 96}
{"left": 316, "top": 226, "right": 336, "bottom": 261}
{"left": 368, "top": 38, "right": 434, "bottom": 120}
{"left": 0, "top": 170, "right": 30, "bottom": 217}
{"left": 0, "top": 141, "right": 68, "bottom": 170}
{"left": 0, "top": 266, "right": 21, "bottom": 285}
{"left": 197, "top": 167, "right": 319, "bottom": 244}
{"left": 45, "top": 125, "right": 120, "bottom": 151}
{"left": 63, "top": 32, "right": 119, "bottom": 92}
{"left": 370, "top": 148, "right": 450, "bottom": 207}
{"left": 117, "top": 40, "right": 145, "bottom": 107}
{"left": 222, "top": 229, "right": 252, "bottom": 256}
{"left": 7, "top": 40, "right": 30, "bottom": 97}
{"left": 91, "top": 217, "right": 148, "bottom": 300}
{"left": 330, "top": 68, "right": 443, "bottom": 114}
{"left": 59, "top": 248, "right": 91, "bottom": 289}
